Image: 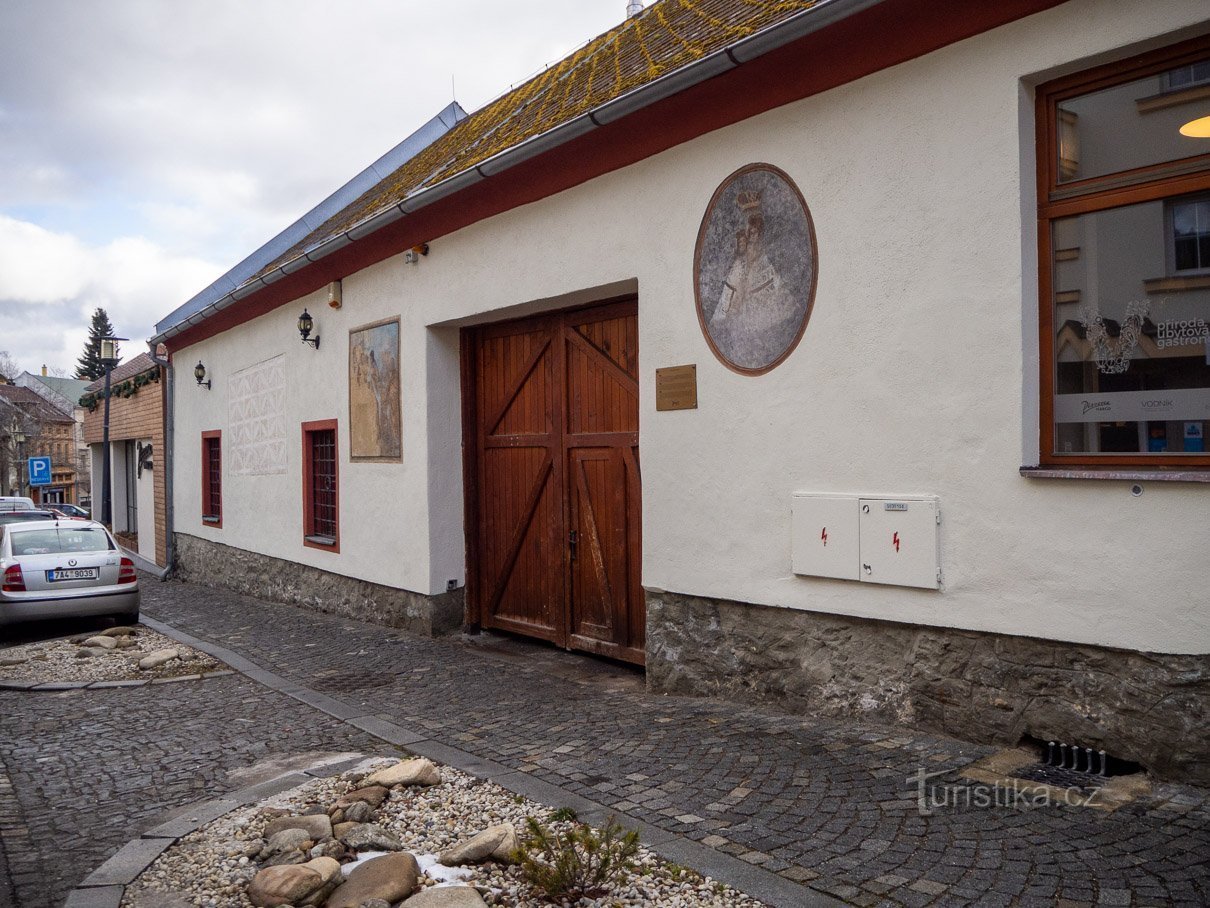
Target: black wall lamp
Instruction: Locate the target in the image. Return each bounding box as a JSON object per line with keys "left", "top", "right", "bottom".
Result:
{"left": 298, "top": 309, "right": 321, "bottom": 349}
{"left": 194, "top": 360, "right": 211, "bottom": 390}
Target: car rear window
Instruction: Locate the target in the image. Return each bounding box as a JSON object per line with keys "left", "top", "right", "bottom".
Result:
{"left": 9, "top": 527, "right": 114, "bottom": 556}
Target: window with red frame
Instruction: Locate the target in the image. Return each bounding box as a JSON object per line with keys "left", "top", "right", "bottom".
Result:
{"left": 1038, "top": 36, "right": 1210, "bottom": 466}
{"left": 202, "top": 431, "right": 221, "bottom": 526}
{"left": 303, "top": 421, "right": 339, "bottom": 549}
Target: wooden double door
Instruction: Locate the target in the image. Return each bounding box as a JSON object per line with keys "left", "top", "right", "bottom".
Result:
{"left": 464, "top": 299, "right": 644, "bottom": 665}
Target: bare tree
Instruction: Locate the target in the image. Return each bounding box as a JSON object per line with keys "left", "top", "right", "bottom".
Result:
{"left": 0, "top": 350, "right": 19, "bottom": 382}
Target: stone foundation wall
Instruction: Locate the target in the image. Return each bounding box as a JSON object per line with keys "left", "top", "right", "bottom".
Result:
{"left": 646, "top": 589, "right": 1210, "bottom": 784}
{"left": 174, "top": 534, "right": 464, "bottom": 638}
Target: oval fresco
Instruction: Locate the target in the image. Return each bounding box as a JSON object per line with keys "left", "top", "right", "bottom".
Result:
{"left": 694, "top": 164, "right": 817, "bottom": 374}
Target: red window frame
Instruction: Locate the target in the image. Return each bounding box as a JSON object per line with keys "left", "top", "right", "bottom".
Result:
{"left": 1036, "top": 34, "right": 1210, "bottom": 468}
{"left": 302, "top": 419, "right": 340, "bottom": 552}
{"left": 201, "top": 430, "right": 222, "bottom": 528}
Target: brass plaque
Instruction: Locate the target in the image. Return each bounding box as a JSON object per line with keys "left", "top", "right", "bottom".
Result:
{"left": 656, "top": 365, "right": 698, "bottom": 411}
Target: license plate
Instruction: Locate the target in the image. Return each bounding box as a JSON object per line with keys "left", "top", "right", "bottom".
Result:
{"left": 47, "top": 568, "right": 98, "bottom": 582}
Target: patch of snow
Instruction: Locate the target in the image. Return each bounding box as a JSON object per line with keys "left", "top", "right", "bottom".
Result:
{"left": 341, "top": 850, "right": 390, "bottom": 877}
{"left": 416, "top": 853, "right": 475, "bottom": 884}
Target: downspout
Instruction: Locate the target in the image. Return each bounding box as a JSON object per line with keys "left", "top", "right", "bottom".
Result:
{"left": 148, "top": 346, "right": 174, "bottom": 580}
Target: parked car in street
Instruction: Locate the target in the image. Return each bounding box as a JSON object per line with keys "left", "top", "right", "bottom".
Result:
{"left": 0, "top": 520, "right": 138, "bottom": 627}
{"left": 0, "top": 510, "right": 60, "bottom": 526}
{"left": 0, "top": 497, "right": 36, "bottom": 512}
{"left": 43, "top": 506, "right": 88, "bottom": 521}
{"left": 49, "top": 503, "right": 90, "bottom": 519}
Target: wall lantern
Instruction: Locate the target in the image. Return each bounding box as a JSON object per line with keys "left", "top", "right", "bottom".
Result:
{"left": 298, "top": 309, "right": 321, "bottom": 349}
{"left": 194, "top": 361, "right": 211, "bottom": 390}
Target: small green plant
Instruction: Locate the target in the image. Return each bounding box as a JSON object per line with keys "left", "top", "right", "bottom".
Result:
{"left": 549, "top": 807, "right": 578, "bottom": 822}
{"left": 517, "top": 815, "right": 640, "bottom": 901}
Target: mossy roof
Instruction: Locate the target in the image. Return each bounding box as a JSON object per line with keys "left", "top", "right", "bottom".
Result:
{"left": 253, "top": 0, "right": 816, "bottom": 279}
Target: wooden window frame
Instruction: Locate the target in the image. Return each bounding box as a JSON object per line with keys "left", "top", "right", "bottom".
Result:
{"left": 1036, "top": 33, "right": 1210, "bottom": 468}
{"left": 301, "top": 419, "right": 340, "bottom": 553}
{"left": 201, "top": 430, "right": 222, "bottom": 528}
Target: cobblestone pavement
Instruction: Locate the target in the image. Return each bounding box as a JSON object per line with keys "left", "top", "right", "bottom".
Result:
{"left": 134, "top": 579, "right": 1210, "bottom": 908}
{"left": 0, "top": 673, "right": 386, "bottom": 907}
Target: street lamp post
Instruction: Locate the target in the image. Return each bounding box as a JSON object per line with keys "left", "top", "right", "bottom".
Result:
{"left": 14, "top": 430, "right": 26, "bottom": 498}
{"left": 99, "top": 336, "right": 125, "bottom": 527}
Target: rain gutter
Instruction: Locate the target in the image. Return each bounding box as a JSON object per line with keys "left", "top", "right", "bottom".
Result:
{"left": 150, "top": 0, "right": 883, "bottom": 347}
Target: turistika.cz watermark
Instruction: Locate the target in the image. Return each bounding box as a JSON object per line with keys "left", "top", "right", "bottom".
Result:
{"left": 907, "top": 768, "right": 1101, "bottom": 815}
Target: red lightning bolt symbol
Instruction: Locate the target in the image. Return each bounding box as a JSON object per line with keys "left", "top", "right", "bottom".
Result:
{"left": 893, "top": 532, "right": 900, "bottom": 553}
{"left": 821, "top": 527, "right": 828, "bottom": 546}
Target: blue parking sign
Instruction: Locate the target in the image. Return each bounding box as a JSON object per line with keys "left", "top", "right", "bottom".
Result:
{"left": 28, "top": 456, "right": 52, "bottom": 487}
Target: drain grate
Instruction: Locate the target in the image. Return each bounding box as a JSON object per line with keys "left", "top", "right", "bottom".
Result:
{"left": 1012, "top": 737, "right": 1142, "bottom": 791}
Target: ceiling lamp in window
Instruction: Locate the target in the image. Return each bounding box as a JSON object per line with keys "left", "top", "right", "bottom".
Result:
{"left": 1179, "top": 114, "right": 1210, "bottom": 138}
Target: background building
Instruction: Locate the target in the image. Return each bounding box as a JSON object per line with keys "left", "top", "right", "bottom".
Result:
{"left": 16, "top": 368, "right": 93, "bottom": 507}
{"left": 81, "top": 353, "right": 167, "bottom": 567}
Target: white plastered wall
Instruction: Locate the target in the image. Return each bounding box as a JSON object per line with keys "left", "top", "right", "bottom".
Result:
{"left": 172, "top": 0, "right": 1210, "bottom": 655}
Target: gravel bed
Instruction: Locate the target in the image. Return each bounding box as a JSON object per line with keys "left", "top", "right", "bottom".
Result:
{"left": 0, "top": 626, "right": 220, "bottom": 682}
{"left": 123, "top": 757, "right": 766, "bottom": 908}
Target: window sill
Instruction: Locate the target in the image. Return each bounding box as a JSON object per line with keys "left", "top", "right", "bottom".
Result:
{"left": 304, "top": 534, "right": 338, "bottom": 547}
{"left": 1021, "top": 466, "right": 1210, "bottom": 483}
{"left": 1143, "top": 274, "right": 1210, "bottom": 294}
{"left": 202, "top": 515, "right": 221, "bottom": 525}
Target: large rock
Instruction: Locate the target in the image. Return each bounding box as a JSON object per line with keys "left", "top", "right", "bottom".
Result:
{"left": 402, "top": 888, "right": 487, "bottom": 907}
{"left": 332, "top": 785, "right": 388, "bottom": 810}
{"left": 76, "top": 647, "right": 110, "bottom": 659}
{"left": 297, "top": 857, "right": 343, "bottom": 907}
{"left": 341, "top": 823, "right": 403, "bottom": 852}
{"left": 246, "top": 863, "right": 324, "bottom": 907}
{"left": 362, "top": 759, "right": 441, "bottom": 789}
{"left": 264, "top": 814, "right": 334, "bottom": 841}
{"left": 138, "top": 648, "right": 180, "bottom": 670}
{"left": 437, "top": 824, "right": 518, "bottom": 866}
{"left": 82, "top": 635, "right": 117, "bottom": 649}
{"left": 100, "top": 626, "right": 138, "bottom": 637}
{"left": 258, "top": 827, "right": 313, "bottom": 861}
{"left": 342, "top": 801, "right": 374, "bottom": 824}
{"left": 324, "top": 852, "right": 419, "bottom": 908}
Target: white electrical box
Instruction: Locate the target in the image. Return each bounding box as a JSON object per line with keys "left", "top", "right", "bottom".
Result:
{"left": 858, "top": 497, "right": 940, "bottom": 589}
{"left": 792, "top": 494, "right": 860, "bottom": 581}
{"left": 791, "top": 493, "right": 941, "bottom": 590}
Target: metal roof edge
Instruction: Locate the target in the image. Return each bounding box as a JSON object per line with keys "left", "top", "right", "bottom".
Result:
{"left": 153, "top": 101, "right": 467, "bottom": 340}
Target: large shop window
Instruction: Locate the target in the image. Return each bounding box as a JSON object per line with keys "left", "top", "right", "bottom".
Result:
{"left": 1038, "top": 36, "right": 1210, "bottom": 466}
{"left": 302, "top": 420, "right": 339, "bottom": 552}
{"left": 201, "top": 431, "right": 222, "bottom": 527}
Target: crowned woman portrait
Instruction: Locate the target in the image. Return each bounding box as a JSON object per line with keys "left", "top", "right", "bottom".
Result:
{"left": 695, "top": 166, "right": 816, "bottom": 374}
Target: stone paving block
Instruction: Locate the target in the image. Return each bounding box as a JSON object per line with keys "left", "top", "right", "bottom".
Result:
{"left": 0, "top": 680, "right": 39, "bottom": 690}
{"left": 345, "top": 714, "right": 428, "bottom": 747}
{"left": 142, "top": 797, "right": 241, "bottom": 839}
{"left": 87, "top": 680, "right": 148, "bottom": 688}
{"left": 227, "top": 771, "right": 312, "bottom": 805}
{"left": 63, "top": 885, "right": 124, "bottom": 908}
{"left": 80, "top": 836, "right": 175, "bottom": 886}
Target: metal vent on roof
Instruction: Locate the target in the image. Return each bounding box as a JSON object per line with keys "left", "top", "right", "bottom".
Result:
{"left": 626, "top": 1, "right": 643, "bottom": 18}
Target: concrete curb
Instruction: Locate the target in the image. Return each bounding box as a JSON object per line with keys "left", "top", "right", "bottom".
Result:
{"left": 137, "top": 615, "right": 843, "bottom": 908}
{"left": 64, "top": 754, "right": 366, "bottom": 908}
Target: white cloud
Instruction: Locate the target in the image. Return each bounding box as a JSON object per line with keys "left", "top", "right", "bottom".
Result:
{"left": 0, "top": 215, "right": 221, "bottom": 375}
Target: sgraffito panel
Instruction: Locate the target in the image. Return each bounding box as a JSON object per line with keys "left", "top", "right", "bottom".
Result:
{"left": 228, "top": 354, "right": 287, "bottom": 475}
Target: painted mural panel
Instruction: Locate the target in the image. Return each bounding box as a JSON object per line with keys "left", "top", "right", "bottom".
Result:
{"left": 349, "top": 318, "right": 402, "bottom": 461}
{"left": 694, "top": 164, "right": 817, "bottom": 374}
{"left": 228, "top": 354, "right": 286, "bottom": 475}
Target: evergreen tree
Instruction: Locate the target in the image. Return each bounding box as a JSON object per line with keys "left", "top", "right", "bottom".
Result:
{"left": 75, "top": 308, "right": 118, "bottom": 380}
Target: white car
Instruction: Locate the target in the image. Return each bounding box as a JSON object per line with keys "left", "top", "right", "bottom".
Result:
{"left": 0, "top": 519, "right": 139, "bottom": 627}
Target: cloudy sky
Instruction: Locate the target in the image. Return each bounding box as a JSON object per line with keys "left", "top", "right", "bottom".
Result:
{"left": 0, "top": 0, "right": 630, "bottom": 376}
